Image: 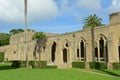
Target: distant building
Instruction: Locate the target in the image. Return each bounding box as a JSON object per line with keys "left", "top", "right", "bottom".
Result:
{"left": 0, "top": 12, "right": 120, "bottom": 68}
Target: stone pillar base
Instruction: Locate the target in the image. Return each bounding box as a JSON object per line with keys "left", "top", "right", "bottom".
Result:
{"left": 85, "top": 62, "right": 90, "bottom": 69}
{"left": 107, "top": 62, "right": 113, "bottom": 69}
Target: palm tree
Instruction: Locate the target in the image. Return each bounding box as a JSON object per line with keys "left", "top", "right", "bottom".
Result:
{"left": 24, "top": 0, "right": 29, "bottom": 68}
{"left": 82, "top": 14, "right": 102, "bottom": 62}
{"left": 83, "top": 14, "right": 102, "bottom": 29}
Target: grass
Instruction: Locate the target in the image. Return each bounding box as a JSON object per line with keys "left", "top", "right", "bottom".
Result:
{"left": 0, "top": 69, "right": 120, "bottom": 80}
{"left": 91, "top": 69, "right": 120, "bottom": 77}
{"left": 0, "top": 62, "right": 14, "bottom": 70}
{"left": 0, "top": 63, "right": 120, "bottom": 80}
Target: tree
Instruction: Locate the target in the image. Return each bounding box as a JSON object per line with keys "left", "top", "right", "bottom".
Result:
{"left": 83, "top": 14, "right": 102, "bottom": 30}
{"left": 32, "top": 32, "right": 46, "bottom": 40}
{"left": 82, "top": 14, "right": 102, "bottom": 61}
{"left": 33, "top": 32, "right": 46, "bottom": 68}
{"left": 10, "top": 29, "right": 24, "bottom": 35}
{"left": 0, "top": 33, "right": 10, "bottom": 46}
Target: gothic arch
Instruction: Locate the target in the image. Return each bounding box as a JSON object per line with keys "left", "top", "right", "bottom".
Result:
{"left": 62, "top": 39, "right": 71, "bottom": 48}
{"left": 95, "top": 34, "right": 108, "bottom": 62}
{"left": 62, "top": 39, "right": 70, "bottom": 63}
{"left": 77, "top": 37, "right": 86, "bottom": 43}
{"left": 76, "top": 37, "right": 86, "bottom": 61}
{"left": 95, "top": 34, "right": 107, "bottom": 43}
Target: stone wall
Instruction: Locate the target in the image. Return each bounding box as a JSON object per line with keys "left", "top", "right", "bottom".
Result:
{"left": 0, "top": 12, "right": 120, "bottom": 68}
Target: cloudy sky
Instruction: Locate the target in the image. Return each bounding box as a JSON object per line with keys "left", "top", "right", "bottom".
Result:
{"left": 0, "top": 0, "right": 120, "bottom": 34}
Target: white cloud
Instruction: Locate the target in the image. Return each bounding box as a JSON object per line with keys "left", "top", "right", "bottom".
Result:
{"left": 76, "top": 0, "right": 102, "bottom": 10}
{"left": 0, "top": 0, "right": 58, "bottom": 24}
{"left": 109, "top": 0, "right": 120, "bottom": 12}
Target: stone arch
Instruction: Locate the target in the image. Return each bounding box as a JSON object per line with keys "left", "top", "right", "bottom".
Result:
{"left": 95, "top": 34, "right": 108, "bottom": 62}
{"left": 96, "top": 34, "right": 107, "bottom": 42}
{"left": 76, "top": 37, "right": 86, "bottom": 61}
{"left": 77, "top": 37, "right": 86, "bottom": 43}
{"left": 62, "top": 39, "right": 71, "bottom": 47}
{"left": 62, "top": 39, "right": 70, "bottom": 63}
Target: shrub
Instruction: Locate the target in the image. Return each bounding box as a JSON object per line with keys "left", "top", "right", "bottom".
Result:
{"left": 29, "top": 61, "right": 36, "bottom": 68}
{"left": 112, "top": 62, "right": 120, "bottom": 70}
{"left": 89, "top": 62, "right": 95, "bottom": 69}
{"left": 0, "top": 52, "right": 4, "bottom": 62}
{"left": 72, "top": 62, "right": 85, "bottom": 69}
{"left": 89, "top": 62, "right": 107, "bottom": 69}
{"left": 29, "top": 61, "right": 47, "bottom": 68}
{"left": 39, "top": 61, "right": 47, "bottom": 68}
{"left": 46, "top": 65, "right": 57, "bottom": 69}
{"left": 11, "top": 60, "right": 21, "bottom": 68}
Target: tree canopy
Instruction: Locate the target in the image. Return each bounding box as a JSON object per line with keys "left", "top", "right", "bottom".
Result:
{"left": 10, "top": 29, "right": 24, "bottom": 35}
{"left": 9, "top": 28, "right": 35, "bottom": 35}
{"left": 32, "top": 32, "right": 46, "bottom": 40}
{"left": 0, "top": 33, "right": 10, "bottom": 46}
{"left": 82, "top": 14, "right": 102, "bottom": 30}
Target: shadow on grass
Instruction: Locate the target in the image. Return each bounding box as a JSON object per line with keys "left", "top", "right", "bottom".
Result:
{"left": 0, "top": 65, "right": 15, "bottom": 70}
{"left": 99, "top": 70, "right": 120, "bottom": 77}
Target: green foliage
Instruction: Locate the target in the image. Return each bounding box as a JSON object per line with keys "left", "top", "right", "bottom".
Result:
{"left": 0, "top": 33, "right": 10, "bottom": 46}
{"left": 89, "top": 62, "right": 107, "bottom": 69}
{"left": 89, "top": 62, "right": 95, "bottom": 69}
{"left": 29, "top": 61, "right": 57, "bottom": 69}
{"left": 29, "top": 61, "right": 47, "bottom": 68}
{"left": 0, "top": 52, "right": 4, "bottom": 62}
{"left": 72, "top": 62, "right": 85, "bottom": 69}
{"left": 9, "top": 28, "right": 35, "bottom": 35}
{"left": 29, "top": 61, "right": 36, "bottom": 68}
{"left": 112, "top": 62, "right": 120, "bottom": 70}
{"left": 32, "top": 32, "right": 46, "bottom": 40}
{"left": 39, "top": 61, "right": 47, "bottom": 68}
{"left": 11, "top": 60, "right": 21, "bottom": 68}
{"left": 10, "top": 29, "right": 24, "bottom": 35}
{"left": 46, "top": 65, "right": 57, "bottom": 69}
{"left": 82, "top": 14, "right": 103, "bottom": 30}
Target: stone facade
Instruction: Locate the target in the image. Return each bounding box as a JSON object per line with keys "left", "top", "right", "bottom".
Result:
{"left": 0, "top": 12, "right": 120, "bottom": 68}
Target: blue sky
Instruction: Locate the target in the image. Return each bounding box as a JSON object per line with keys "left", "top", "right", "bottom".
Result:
{"left": 0, "top": 0, "right": 120, "bottom": 34}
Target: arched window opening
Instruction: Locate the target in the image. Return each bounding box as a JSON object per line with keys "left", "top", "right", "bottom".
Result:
{"left": 95, "top": 47, "right": 98, "bottom": 61}
{"left": 65, "top": 42, "right": 69, "bottom": 47}
{"left": 63, "top": 48, "right": 67, "bottom": 63}
{"left": 105, "top": 44, "right": 108, "bottom": 62}
{"left": 99, "top": 37, "right": 104, "bottom": 61}
{"left": 77, "top": 49, "right": 79, "bottom": 57}
{"left": 118, "top": 46, "right": 120, "bottom": 61}
{"left": 80, "top": 40, "right": 85, "bottom": 61}
{"left": 51, "top": 42, "right": 56, "bottom": 62}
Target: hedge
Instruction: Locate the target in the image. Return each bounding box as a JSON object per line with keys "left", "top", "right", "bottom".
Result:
{"left": 11, "top": 60, "right": 21, "bottom": 68}
{"left": 0, "top": 52, "right": 4, "bottom": 62}
{"left": 46, "top": 65, "right": 57, "bottom": 69}
{"left": 89, "top": 62, "right": 107, "bottom": 69}
{"left": 112, "top": 62, "right": 120, "bottom": 70}
{"left": 72, "top": 62, "right": 85, "bottom": 69}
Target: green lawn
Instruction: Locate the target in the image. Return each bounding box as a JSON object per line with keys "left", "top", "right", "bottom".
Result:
{"left": 91, "top": 69, "right": 120, "bottom": 77}
{"left": 0, "top": 63, "right": 120, "bottom": 80}
{"left": 0, "top": 68, "right": 119, "bottom": 80}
